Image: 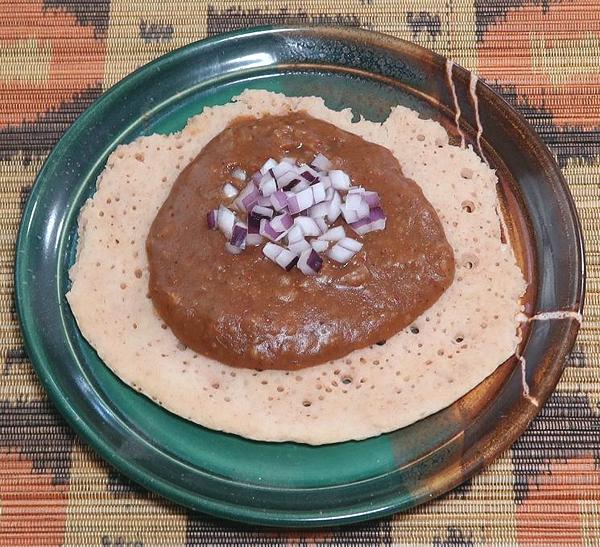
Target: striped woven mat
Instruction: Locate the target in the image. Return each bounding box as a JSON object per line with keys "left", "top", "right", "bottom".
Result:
{"left": 1, "top": 1, "right": 599, "bottom": 545}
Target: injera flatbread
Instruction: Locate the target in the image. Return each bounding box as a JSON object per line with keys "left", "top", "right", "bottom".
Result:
{"left": 67, "top": 90, "right": 526, "bottom": 444}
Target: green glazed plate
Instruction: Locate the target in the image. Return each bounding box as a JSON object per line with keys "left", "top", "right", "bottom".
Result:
{"left": 15, "top": 27, "right": 584, "bottom": 527}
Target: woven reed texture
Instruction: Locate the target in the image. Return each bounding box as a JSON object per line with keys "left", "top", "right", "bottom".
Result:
{"left": 1, "top": 1, "right": 599, "bottom": 545}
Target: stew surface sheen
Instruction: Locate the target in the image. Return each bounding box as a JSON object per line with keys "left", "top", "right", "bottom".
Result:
{"left": 147, "top": 113, "right": 455, "bottom": 370}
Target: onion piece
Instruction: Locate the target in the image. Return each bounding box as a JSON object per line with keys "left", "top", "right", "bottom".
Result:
{"left": 294, "top": 216, "right": 321, "bottom": 237}
{"left": 270, "top": 213, "right": 293, "bottom": 232}
{"left": 355, "top": 199, "right": 370, "bottom": 220}
{"left": 259, "top": 175, "right": 277, "bottom": 197}
{"left": 319, "top": 226, "right": 346, "bottom": 241}
{"left": 260, "top": 218, "right": 283, "bottom": 241}
{"left": 345, "top": 192, "right": 363, "bottom": 211}
{"left": 288, "top": 238, "right": 311, "bottom": 255}
{"left": 340, "top": 203, "right": 360, "bottom": 224}
{"left": 287, "top": 187, "right": 314, "bottom": 214}
{"left": 350, "top": 207, "right": 387, "bottom": 235}
{"left": 275, "top": 249, "right": 299, "bottom": 271}
{"left": 308, "top": 201, "right": 329, "bottom": 219}
{"left": 311, "top": 181, "right": 327, "bottom": 204}
{"left": 217, "top": 205, "right": 236, "bottom": 238}
{"left": 246, "top": 233, "right": 263, "bottom": 246}
{"left": 276, "top": 170, "right": 299, "bottom": 188}
{"left": 310, "top": 239, "right": 329, "bottom": 253}
{"left": 270, "top": 162, "right": 290, "bottom": 179}
{"left": 315, "top": 217, "right": 328, "bottom": 234}
{"left": 329, "top": 170, "right": 351, "bottom": 190}
{"left": 328, "top": 243, "right": 357, "bottom": 264}
{"left": 223, "top": 182, "right": 239, "bottom": 199}
{"left": 230, "top": 223, "right": 247, "bottom": 248}
{"left": 338, "top": 237, "right": 363, "bottom": 252}
{"left": 286, "top": 224, "right": 305, "bottom": 244}
{"left": 299, "top": 166, "right": 319, "bottom": 182}
{"left": 235, "top": 182, "right": 260, "bottom": 212}
{"left": 232, "top": 168, "right": 246, "bottom": 181}
{"left": 247, "top": 215, "right": 260, "bottom": 234}
{"left": 312, "top": 153, "right": 332, "bottom": 171}
{"left": 327, "top": 190, "right": 342, "bottom": 223}
{"left": 363, "top": 191, "right": 380, "bottom": 207}
{"left": 251, "top": 205, "right": 274, "bottom": 219}
{"left": 263, "top": 242, "right": 283, "bottom": 262}
{"left": 281, "top": 156, "right": 296, "bottom": 165}
{"left": 250, "top": 171, "right": 263, "bottom": 184}
{"left": 260, "top": 158, "right": 278, "bottom": 174}
{"left": 270, "top": 190, "right": 288, "bottom": 211}
{"left": 298, "top": 248, "right": 323, "bottom": 275}
{"left": 225, "top": 242, "right": 243, "bottom": 255}
{"left": 289, "top": 180, "right": 310, "bottom": 194}
{"left": 207, "top": 209, "right": 218, "bottom": 230}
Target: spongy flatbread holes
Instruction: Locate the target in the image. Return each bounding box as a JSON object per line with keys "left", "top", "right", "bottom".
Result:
{"left": 67, "top": 90, "right": 526, "bottom": 445}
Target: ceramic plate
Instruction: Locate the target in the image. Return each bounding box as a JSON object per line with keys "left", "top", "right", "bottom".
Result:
{"left": 15, "top": 27, "right": 584, "bottom": 527}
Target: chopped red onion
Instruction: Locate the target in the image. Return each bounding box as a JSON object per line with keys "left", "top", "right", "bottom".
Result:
{"left": 340, "top": 203, "right": 360, "bottom": 224}
{"left": 257, "top": 195, "right": 272, "bottom": 207}
{"left": 251, "top": 205, "right": 274, "bottom": 219}
{"left": 246, "top": 233, "right": 263, "bottom": 246}
{"left": 329, "top": 170, "right": 351, "bottom": 190}
{"left": 355, "top": 199, "right": 370, "bottom": 220}
{"left": 235, "top": 182, "right": 260, "bottom": 212}
{"left": 270, "top": 213, "right": 293, "bottom": 232}
{"left": 345, "top": 192, "right": 363, "bottom": 211}
{"left": 287, "top": 187, "right": 314, "bottom": 214}
{"left": 363, "top": 191, "right": 380, "bottom": 207}
{"left": 260, "top": 218, "right": 283, "bottom": 241}
{"left": 270, "top": 162, "right": 290, "bottom": 179}
{"left": 275, "top": 248, "right": 299, "bottom": 271}
{"left": 263, "top": 242, "right": 283, "bottom": 262}
{"left": 299, "top": 167, "right": 318, "bottom": 182}
{"left": 298, "top": 248, "right": 323, "bottom": 275}
{"left": 259, "top": 174, "right": 277, "bottom": 197}
{"left": 270, "top": 190, "right": 288, "bottom": 211}
{"left": 289, "top": 180, "right": 310, "bottom": 194}
{"left": 230, "top": 223, "right": 247, "bottom": 248}
{"left": 217, "top": 205, "right": 236, "bottom": 238}
{"left": 288, "top": 238, "right": 311, "bottom": 255}
{"left": 315, "top": 217, "right": 328, "bottom": 234}
{"left": 232, "top": 168, "right": 246, "bottom": 181}
{"left": 338, "top": 237, "right": 363, "bottom": 252}
{"left": 286, "top": 224, "right": 305, "bottom": 244}
{"left": 350, "top": 207, "right": 387, "bottom": 235}
{"left": 247, "top": 215, "right": 260, "bottom": 234}
{"left": 294, "top": 216, "right": 321, "bottom": 237}
{"left": 276, "top": 170, "right": 299, "bottom": 188}
{"left": 319, "top": 226, "right": 346, "bottom": 241}
{"left": 320, "top": 175, "right": 332, "bottom": 190}
{"left": 308, "top": 201, "right": 329, "bottom": 219}
{"left": 260, "top": 158, "right": 278, "bottom": 174}
{"left": 348, "top": 217, "right": 371, "bottom": 235}
{"left": 327, "top": 191, "right": 342, "bottom": 223}
{"left": 208, "top": 159, "right": 384, "bottom": 275}
{"left": 207, "top": 209, "right": 218, "bottom": 230}
{"left": 369, "top": 207, "right": 386, "bottom": 222}
{"left": 311, "top": 181, "right": 327, "bottom": 203}
{"left": 328, "top": 243, "right": 357, "bottom": 264}
{"left": 222, "top": 182, "right": 239, "bottom": 199}
{"left": 310, "top": 239, "right": 329, "bottom": 253}
{"left": 312, "top": 153, "right": 333, "bottom": 171}
{"left": 225, "top": 242, "right": 243, "bottom": 255}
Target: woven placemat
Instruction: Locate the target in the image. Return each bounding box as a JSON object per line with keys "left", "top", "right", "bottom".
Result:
{"left": 1, "top": 1, "right": 599, "bottom": 545}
